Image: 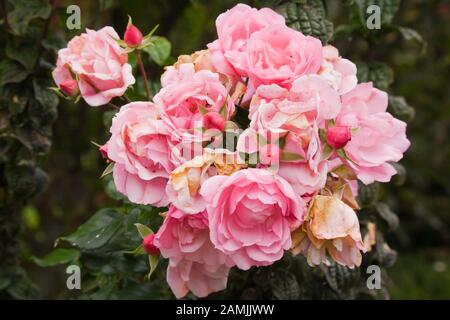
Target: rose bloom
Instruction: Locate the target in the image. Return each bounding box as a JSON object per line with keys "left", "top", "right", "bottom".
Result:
{"left": 207, "top": 3, "right": 285, "bottom": 77}
{"left": 163, "top": 50, "right": 247, "bottom": 105}
{"left": 52, "top": 27, "right": 135, "bottom": 106}
{"left": 319, "top": 45, "right": 357, "bottom": 95}
{"left": 154, "top": 63, "right": 235, "bottom": 143}
{"left": 240, "top": 24, "right": 323, "bottom": 88}
{"left": 106, "top": 102, "right": 176, "bottom": 207}
{"left": 291, "top": 195, "right": 366, "bottom": 268}
{"left": 200, "top": 168, "right": 306, "bottom": 270}
{"left": 336, "top": 82, "right": 410, "bottom": 184}
{"left": 154, "top": 206, "right": 231, "bottom": 298}
{"left": 166, "top": 149, "right": 245, "bottom": 214}
{"left": 237, "top": 75, "right": 340, "bottom": 177}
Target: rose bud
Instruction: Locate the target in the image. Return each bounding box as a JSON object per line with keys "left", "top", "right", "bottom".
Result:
{"left": 326, "top": 125, "right": 351, "bottom": 149}
{"left": 124, "top": 18, "right": 143, "bottom": 47}
{"left": 259, "top": 144, "right": 281, "bottom": 165}
{"left": 99, "top": 144, "right": 109, "bottom": 160}
{"left": 202, "top": 112, "right": 225, "bottom": 132}
{"left": 59, "top": 79, "right": 79, "bottom": 97}
{"left": 143, "top": 233, "right": 160, "bottom": 255}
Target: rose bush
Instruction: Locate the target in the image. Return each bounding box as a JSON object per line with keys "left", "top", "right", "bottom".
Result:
{"left": 38, "top": 1, "right": 415, "bottom": 300}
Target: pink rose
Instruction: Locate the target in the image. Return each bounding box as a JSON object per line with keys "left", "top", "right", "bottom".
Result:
{"left": 277, "top": 162, "right": 328, "bottom": 198}
{"left": 200, "top": 168, "right": 306, "bottom": 270}
{"left": 106, "top": 102, "right": 176, "bottom": 207}
{"left": 207, "top": 3, "right": 285, "bottom": 77}
{"left": 319, "top": 45, "right": 357, "bottom": 95}
{"left": 154, "top": 63, "right": 235, "bottom": 142}
{"left": 240, "top": 75, "right": 340, "bottom": 172}
{"left": 240, "top": 24, "right": 323, "bottom": 88}
{"left": 52, "top": 27, "right": 135, "bottom": 106}
{"left": 336, "top": 83, "right": 410, "bottom": 184}
{"left": 154, "top": 206, "right": 230, "bottom": 298}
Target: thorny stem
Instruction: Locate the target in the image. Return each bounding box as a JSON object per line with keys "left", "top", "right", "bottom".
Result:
{"left": 136, "top": 50, "right": 152, "bottom": 101}
{"left": 108, "top": 102, "right": 120, "bottom": 110}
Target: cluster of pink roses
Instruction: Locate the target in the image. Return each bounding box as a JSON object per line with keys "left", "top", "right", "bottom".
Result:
{"left": 53, "top": 4, "right": 410, "bottom": 299}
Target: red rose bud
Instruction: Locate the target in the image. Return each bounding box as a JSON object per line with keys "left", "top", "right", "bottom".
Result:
{"left": 259, "top": 144, "right": 281, "bottom": 165}
{"left": 99, "top": 144, "right": 109, "bottom": 160}
{"left": 326, "top": 125, "right": 351, "bottom": 149}
{"left": 59, "top": 79, "right": 79, "bottom": 97}
{"left": 124, "top": 19, "right": 143, "bottom": 47}
{"left": 143, "top": 233, "right": 159, "bottom": 255}
{"left": 202, "top": 112, "right": 225, "bottom": 132}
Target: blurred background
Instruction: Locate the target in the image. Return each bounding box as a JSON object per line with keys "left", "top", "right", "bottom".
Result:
{"left": 9, "top": 0, "right": 450, "bottom": 299}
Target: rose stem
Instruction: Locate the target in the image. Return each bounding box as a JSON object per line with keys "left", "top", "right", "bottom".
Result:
{"left": 136, "top": 50, "right": 152, "bottom": 101}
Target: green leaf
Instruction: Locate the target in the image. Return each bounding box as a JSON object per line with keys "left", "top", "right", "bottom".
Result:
{"left": 388, "top": 95, "right": 415, "bottom": 122}
{"left": 135, "top": 223, "right": 153, "bottom": 239}
{"left": 125, "top": 243, "right": 146, "bottom": 255}
{"left": 356, "top": 62, "right": 394, "bottom": 91}
{"left": 396, "top": 26, "right": 427, "bottom": 55}
{"left": 336, "top": 148, "right": 356, "bottom": 165}
{"left": 58, "top": 208, "right": 123, "bottom": 250}
{"left": 281, "top": 151, "right": 304, "bottom": 161}
{"left": 0, "top": 60, "right": 29, "bottom": 87}
{"left": 100, "top": 162, "right": 114, "bottom": 178}
{"left": 277, "top": 0, "right": 333, "bottom": 44}
{"left": 6, "top": 42, "right": 38, "bottom": 71}
{"left": 7, "top": 0, "right": 52, "bottom": 35}
{"left": 375, "top": 202, "right": 399, "bottom": 230}
{"left": 321, "top": 143, "right": 333, "bottom": 161}
{"left": 147, "top": 255, "right": 159, "bottom": 280}
{"left": 198, "top": 104, "right": 209, "bottom": 116}
{"left": 144, "top": 36, "right": 171, "bottom": 66}
{"left": 31, "top": 248, "right": 80, "bottom": 267}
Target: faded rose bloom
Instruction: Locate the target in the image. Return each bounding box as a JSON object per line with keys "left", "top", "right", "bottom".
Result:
{"left": 166, "top": 149, "right": 245, "bottom": 214}
{"left": 52, "top": 27, "right": 135, "bottom": 106}
{"left": 291, "top": 195, "right": 366, "bottom": 268}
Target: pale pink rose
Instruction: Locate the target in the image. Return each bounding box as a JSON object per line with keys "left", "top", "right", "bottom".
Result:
{"left": 319, "top": 45, "right": 357, "bottom": 95}
{"left": 336, "top": 83, "right": 410, "bottom": 184}
{"left": 240, "top": 24, "right": 323, "bottom": 88}
{"left": 154, "top": 63, "right": 235, "bottom": 142}
{"left": 200, "top": 168, "right": 306, "bottom": 270}
{"left": 239, "top": 75, "right": 340, "bottom": 172}
{"left": 277, "top": 161, "right": 328, "bottom": 197}
{"left": 52, "top": 27, "right": 135, "bottom": 106}
{"left": 154, "top": 206, "right": 231, "bottom": 298}
{"left": 164, "top": 50, "right": 247, "bottom": 105}
{"left": 291, "top": 195, "right": 366, "bottom": 268}
{"left": 106, "top": 102, "right": 176, "bottom": 207}
{"left": 207, "top": 3, "right": 285, "bottom": 77}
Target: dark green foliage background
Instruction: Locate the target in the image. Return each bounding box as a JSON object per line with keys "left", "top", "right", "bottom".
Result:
{"left": 0, "top": 0, "right": 448, "bottom": 299}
